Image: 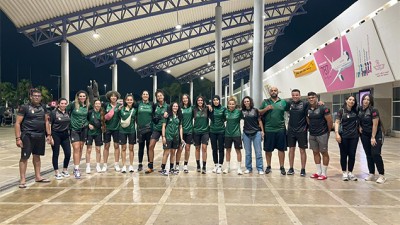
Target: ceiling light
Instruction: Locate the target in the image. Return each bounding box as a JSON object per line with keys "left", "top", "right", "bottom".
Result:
{"left": 207, "top": 62, "right": 211, "bottom": 66}
{"left": 131, "top": 56, "right": 137, "bottom": 61}
{"left": 92, "top": 30, "right": 100, "bottom": 39}
{"left": 232, "top": 70, "right": 236, "bottom": 73}
{"left": 200, "top": 76, "right": 204, "bottom": 80}
{"left": 175, "top": 24, "right": 182, "bottom": 30}
{"left": 166, "top": 69, "right": 171, "bottom": 73}
{"left": 188, "top": 48, "right": 193, "bottom": 53}
{"left": 248, "top": 38, "right": 253, "bottom": 44}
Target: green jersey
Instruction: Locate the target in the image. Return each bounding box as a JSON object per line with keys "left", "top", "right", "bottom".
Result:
{"left": 181, "top": 105, "right": 194, "bottom": 134}
{"left": 164, "top": 114, "right": 181, "bottom": 141}
{"left": 104, "top": 102, "right": 121, "bottom": 131}
{"left": 193, "top": 107, "right": 209, "bottom": 134}
{"left": 67, "top": 102, "right": 89, "bottom": 131}
{"left": 136, "top": 101, "right": 153, "bottom": 131}
{"left": 210, "top": 106, "right": 226, "bottom": 134}
{"left": 260, "top": 98, "right": 289, "bottom": 132}
{"left": 119, "top": 107, "right": 137, "bottom": 134}
{"left": 88, "top": 110, "right": 102, "bottom": 136}
{"left": 225, "top": 109, "right": 243, "bottom": 137}
{"left": 153, "top": 102, "right": 169, "bottom": 131}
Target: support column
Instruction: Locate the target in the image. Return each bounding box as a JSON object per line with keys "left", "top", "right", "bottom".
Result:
{"left": 215, "top": 2, "right": 222, "bottom": 97}
{"left": 61, "top": 42, "right": 69, "bottom": 101}
{"left": 224, "top": 85, "right": 228, "bottom": 106}
{"left": 153, "top": 73, "right": 157, "bottom": 103}
{"left": 240, "top": 78, "right": 244, "bottom": 101}
{"left": 190, "top": 81, "right": 194, "bottom": 104}
{"left": 252, "top": 0, "right": 264, "bottom": 107}
{"left": 229, "top": 49, "right": 234, "bottom": 97}
{"left": 112, "top": 63, "right": 118, "bottom": 91}
{"left": 249, "top": 59, "right": 253, "bottom": 96}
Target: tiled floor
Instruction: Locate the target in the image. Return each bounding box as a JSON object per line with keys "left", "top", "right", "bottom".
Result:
{"left": 0, "top": 126, "right": 399, "bottom": 225}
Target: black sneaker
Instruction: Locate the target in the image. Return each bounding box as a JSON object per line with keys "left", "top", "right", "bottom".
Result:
{"left": 138, "top": 164, "right": 143, "bottom": 172}
{"left": 300, "top": 169, "right": 306, "bottom": 177}
{"left": 197, "top": 166, "right": 201, "bottom": 173}
{"left": 280, "top": 167, "right": 286, "bottom": 175}
{"left": 265, "top": 166, "right": 271, "bottom": 174}
{"left": 201, "top": 167, "right": 206, "bottom": 174}
{"left": 287, "top": 168, "right": 295, "bottom": 175}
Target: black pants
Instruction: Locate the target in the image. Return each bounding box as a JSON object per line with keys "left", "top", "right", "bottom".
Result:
{"left": 138, "top": 131, "right": 151, "bottom": 164}
{"left": 51, "top": 131, "right": 71, "bottom": 170}
{"left": 338, "top": 137, "right": 358, "bottom": 172}
{"left": 360, "top": 132, "right": 384, "bottom": 175}
{"left": 210, "top": 132, "right": 224, "bottom": 165}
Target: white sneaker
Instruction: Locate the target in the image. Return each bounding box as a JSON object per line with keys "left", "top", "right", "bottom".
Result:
{"left": 223, "top": 167, "right": 230, "bottom": 174}
{"left": 244, "top": 169, "right": 252, "bottom": 174}
{"left": 61, "top": 171, "right": 70, "bottom": 177}
{"left": 342, "top": 172, "right": 349, "bottom": 181}
{"left": 128, "top": 165, "right": 134, "bottom": 172}
{"left": 376, "top": 175, "right": 386, "bottom": 184}
{"left": 365, "top": 174, "right": 375, "bottom": 181}
{"left": 114, "top": 164, "right": 121, "bottom": 172}
{"left": 175, "top": 165, "right": 180, "bottom": 172}
{"left": 348, "top": 172, "right": 358, "bottom": 181}
{"left": 96, "top": 165, "right": 102, "bottom": 173}
{"left": 121, "top": 166, "right": 127, "bottom": 173}
{"left": 258, "top": 170, "right": 265, "bottom": 175}
{"left": 183, "top": 165, "right": 189, "bottom": 173}
{"left": 86, "top": 166, "right": 91, "bottom": 174}
{"left": 212, "top": 164, "right": 218, "bottom": 173}
{"left": 101, "top": 164, "right": 108, "bottom": 172}
{"left": 237, "top": 168, "right": 243, "bottom": 175}
{"left": 55, "top": 173, "right": 63, "bottom": 180}
{"left": 216, "top": 166, "right": 222, "bottom": 174}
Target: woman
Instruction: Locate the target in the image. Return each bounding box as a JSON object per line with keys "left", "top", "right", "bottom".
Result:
{"left": 193, "top": 96, "right": 210, "bottom": 174}
{"left": 335, "top": 95, "right": 359, "bottom": 181}
{"left": 161, "top": 102, "right": 184, "bottom": 175}
{"left": 223, "top": 97, "right": 243, "bottom": 175}
{"left": 86, "top": 99, "right": 105, "bottom": 173}
{"left": 135, "top": 90, "right": 153, "bottom": 172}
{"left": 67, "top": 90, "right": 90, "bottom": 179}
{"left": 119, "top": 94, "right": 137, "bottom": 173}
{"left": 50, "top": 98, "right": 71, "bottom": 179}
{"left": 103, "top": 91, "right": 122, "bottom": 172}
{"left": 209, "top": 95, "right": 226, "bottom": 174}
{"left": 146, "top": 89, "right": 168, "bottom": 174}
{"left": 241, "top": 96, "right": 264, "bottom": 174}
{"left": 177, "top": 94, "right": 193, "bottom": 173}
{"left": 359, "top": 94, "right": 386, "bottom": 184}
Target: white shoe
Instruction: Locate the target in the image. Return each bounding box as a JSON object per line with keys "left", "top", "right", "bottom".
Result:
{"left": 61, "top": 171, "right": 70, "bottom": 177}
{"left": 128, "top": 165, "right": 134, "bottom": 172}
{"left": 96, "top": 165, "right": 102, "bottom": 173}
{"left": 212, "top": 164, "right": 218, "bottom": 173}
{"left": 244, "top": 169, "right": 252, "bottom": 174}
{"left": 223, "top": 167, "right": 230, "bottom": 174}
{"left": 216, "top": 166, "right": 222, "bottom": 174}
{"left": 114, "top": 164, "right": 121, "bottom": 172}
{"left": 175, "top": 165, "right": 180, "bottom": 172}
{"left": 101, "top": 165, "right": 108, "bottom": 172}
{"left": 348, "top": 172, "right": 358, "bottom": 181}
{"left": 342, "top": 172, "right": 349, "bottom": 181}
{"left": 258, "top": 170, "right": 265, "bottom": 175}
{"left": 183, "top": 165, "right": 189, "bottom": 173}
{"left": 86, "top": 166, "right": 91, "bottom": 174}
{"left": 55, "top": 173, "right": 63, "bottom": 180}
{"left": 237, "top": 168, "right": 243, "bottom": 175}
{"left": 121, "top": 166, "right": 127, "bottom": 173}
{"left": 365, "top": 174, "right": 375, "bottom": 181}
{"left": 376, "top": 175, "right": 386, "bottom": 184}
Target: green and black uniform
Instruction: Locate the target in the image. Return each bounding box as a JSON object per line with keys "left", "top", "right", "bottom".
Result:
{"left": 193, "top": 107, "right": 210, "bottom": 146}
{"left": 181, "top": 105, "right": 194, "bottom": 144}
{"left": 209, "top": 104, "right": 226, "bottom": 165}
{"left": 118, "top": 107, "right": 137, "bottom": 145}
{"left": 67, "top": 102, "right": 89, "bottom": 143}
{"left": 87, "top": 110, "right": 103, "bottom": 146}
{"left": 224, "top": 108, "right": 243, "bottom": 149}
{"left": 135, "top": 100, "right": 153, "bottom": 164}
{"left": 103, "top": 102, "right": 121, "bottom": 143}
{"left": 163, "top": 114, "right": 182, "bottom": 149}
{"left": 151, "top": 102, "right": 169, "bottom": 140}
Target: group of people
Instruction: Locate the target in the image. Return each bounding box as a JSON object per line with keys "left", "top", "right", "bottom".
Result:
{"left": 13, "top": 85, "right": 386, "bottom": 188}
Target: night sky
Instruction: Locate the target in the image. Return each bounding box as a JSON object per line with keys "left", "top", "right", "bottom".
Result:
{"left": 0, "top": 0, "right": 357, "bottom": 100}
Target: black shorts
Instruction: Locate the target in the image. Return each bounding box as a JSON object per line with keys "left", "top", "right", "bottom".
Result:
{"left": 224, "top": 136, "right": 242, "bottom": 149}
{"left": 287, "top": 131, "right": 308, "bottom": 149}
{"left": 163, "top": 139, "right": 180, "bottom": 150}
{"left": 21, "top": 133, "right": 45, "bottom": 160}
{"left": 264, "top": 130, "right": 287, "bottom": 152}
{"left": 70, "top": 127, "right": 88, "bottom": 143}
{"left": 86, "top": 134, "right": 103, "bottom": 146}
{"left": 193, "top": 133, "right": 209, "bottom": 146}
{"left": 183, "top": 133, "right": 193, "bottom": 144}
{"left": 150, "top": 130, "right": 162, "bottom": 141}
{"left": 119, "top": 132, "right": 137, "bottom": 145}
{"left": 104, "top": 130, "right": 119, "bottom": 143}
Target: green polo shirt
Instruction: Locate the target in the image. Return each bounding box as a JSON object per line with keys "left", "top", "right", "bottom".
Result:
{"left": 88, "top": 110, "right": 101, "bottom": 136}
{"left": 193, "top": 108, "right": 209, "bottom": 134}
{"left": 225, "top": 109, "right": 243, "bottom": 137}
{"left": 104, "top": 102, "right": 121, "bottom": 131}
{"left": 164, "top": 114, "right": 181, "bottom": 141}
{"left": 153, "top": 102, "right": 169, "bottom": 132}
{"left": 210, "top": 106, "right": 226, "bottom": 134}
{"left": 67, "top": 102, "right": 89, "bottom": 131}
{"left": 136, "top": 101, "right": 153, "bottom": 130}
{"left": 119, "top": 107, "right": 137, "bottom": 134}
{"left": 260, "top": 98, "right": 289, "bottom": 132}
{"left": 181, "top": 105, "right": 194, "bottom": 134}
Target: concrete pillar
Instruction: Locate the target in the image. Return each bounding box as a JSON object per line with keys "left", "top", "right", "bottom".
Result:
{"left": 252, "top": 0, "right": 264, "bottom": 107}
{"left": 240, "top": 78, "right": 244, "bottom": 101}
{"left": 190, "top": 81, "right": 194, "bottom": 104}
{"left": 249, "top": 59, "right": 253, "bottom": 96}
{"left": 153, "top": 74, "right": 157, "bottom": 103}
{"left": 215, "top": 2, "right": 222, "bottom": 97}
{"left": 224, "top": 85, "right": 228, "bottom": 107}
{"left": 229, "top": 49, "right": 234, "bottom": 97}
{"left": 61, "top": 42, "right": 69, "bottom": 101}
{"left": 112, "top": 63, "right": 118, "bottom": 91}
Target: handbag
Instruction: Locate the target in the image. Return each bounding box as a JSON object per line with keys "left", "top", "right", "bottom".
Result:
{"left": 120, "top": 109, "right": 133, "bottom": 128}
{"left": 105, "top": 106, "right": 115, "bottom": 121}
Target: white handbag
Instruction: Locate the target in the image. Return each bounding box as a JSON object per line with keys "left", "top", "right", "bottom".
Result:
{"left": 120, "top": 109, "right": 133, "bottom": 128}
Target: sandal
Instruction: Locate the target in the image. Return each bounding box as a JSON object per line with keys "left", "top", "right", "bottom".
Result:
{"left": 19, "top": 183, "right": 27, "bottom": 188}
{"left": 35, "top": 178, "right": 51, "bottom": 183}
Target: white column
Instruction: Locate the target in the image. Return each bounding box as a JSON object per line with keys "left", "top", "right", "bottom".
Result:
{"left": 240, "top": 78, "right": 244, "bottom": 101}
{"left": 249, "top": 59, "right": 253, "bottom": 96}
{"left": 215, "top": 2, "right": 222, "bottom": 97}
{"left": 252, "top": 0, "right": 264, "bottom": 107}
{"left": 229, "top": 49, "right": 234, "bottom": 97}
{"left": 190, "top": 81, "right": 194, "bottom": 104}
{"left": 61, "top": 42, "right": 69, "bottom": 101}
{"left": 153, "top": 74, "right": 157, "bottom": 103}
{"left": 112, "top": 63, "right": 118, "bottom": 91}
{"left": 224, "top": 85, "right": 228, "bottom": 107}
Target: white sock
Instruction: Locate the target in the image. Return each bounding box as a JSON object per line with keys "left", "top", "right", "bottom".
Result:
{"left": 74, "top": 165, "right": 79, "bottom": 169}
{"left": 322, "top": 165, "right": 328, "bottom": 176}
{"left": 97, "top": 163, "right": 100, "bottom": 167}
{"left": 238, "top": 161, "right": 242, "bottom": 168}
{"left": 114, "top": 162, "right": 119, "bottom": 166}
{"left": 86, "top": 163, "right": 90, "bottom": 167}
{"left": 226, "top": 162, "right": 230, "bottom": 169}
{"left": 316, "top": 164, "right": 322, "bottom": 175}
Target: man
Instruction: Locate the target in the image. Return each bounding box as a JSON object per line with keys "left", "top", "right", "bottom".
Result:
{"left": 259, "top": 87, "right": 289, "bottom": 175}
{"left": 306, "top": 92, "right": 332, "bottom": 180}
{"left": 286, "top": 89, "right": 309, "bottom": 176}
{"left": 14, "top": 89, "right": 52, "bottom": 188}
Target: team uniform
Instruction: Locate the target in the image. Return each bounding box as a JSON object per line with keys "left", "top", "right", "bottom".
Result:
{"left": 242, "top": 108, "right": 263, "bottom": 173}
{"left": 287, "top": 100, "right": 308, "bottom": 149}
{"left": 87, "top": 110, "right": 103, "bottom": 147}
{"left": 193, "top": 108, "right": 210, "bottom": 146}
{"left": 209, "top": 105, "right": 226, "bottom": 169}
{"left": 119, "top": 107, "right": 137, "bottom": 145}
{"left": 103, "top": 102, "right": 121, "bottom": 143}
{"left": 163, "top": 115, "right": 182, "bottom": 150}
{"left": 307, "top": 105, "right": 330, "bottom": 152}
{"left": 181, "top": 105, "right": 194, "bottom": 144}
{"left": 135, "top": 100, "right": 153, "bottom": 169}
{"left": 224, "top": 109, "right": 243, "bottom": 149}
{"left": 151, "top": 102, "right": 169, "bottom": 140}
{"left": 67, "top": 102, "right": 89, "bottom": 143}
{"left": 50, "top": 108, "right": 71, "bottom": 178}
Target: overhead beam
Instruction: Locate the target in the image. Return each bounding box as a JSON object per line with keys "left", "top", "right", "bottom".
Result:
{"left": 222, "top": 66, "right": 250, "bottom": 86}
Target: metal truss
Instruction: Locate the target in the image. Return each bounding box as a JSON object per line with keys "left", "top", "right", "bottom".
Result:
{"left": 178, "top": 40, "right": 275, "bottom": 83}
{"left": 221, "top": 67, "right": 250, "bottom": 86}
{"left": 19, "top": 0, "right": 225, "bottom": 46}
{"left": 87, "top": 0, "right": 307, "bottom": 67}
{"left": 136, "top": 21, "right": 287, "bottom": 78}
